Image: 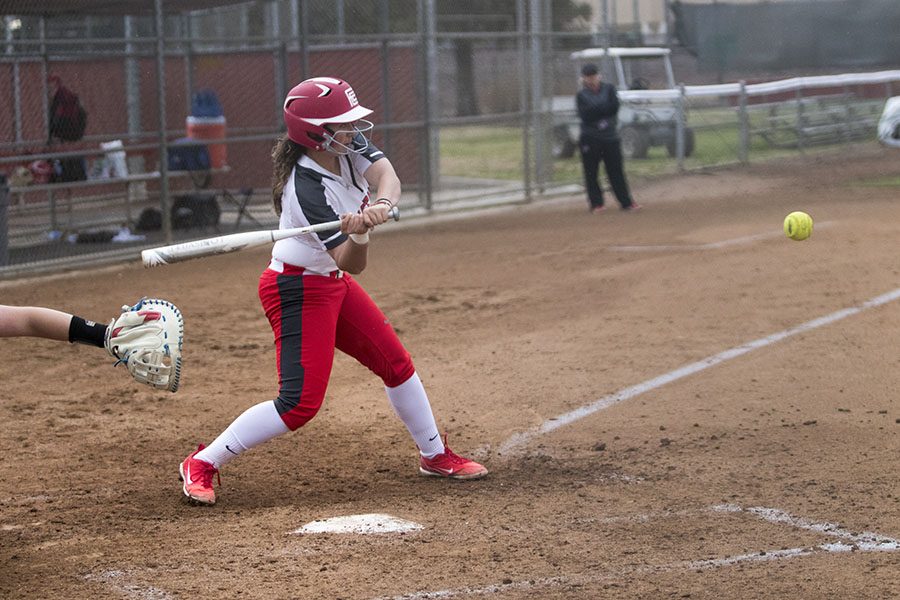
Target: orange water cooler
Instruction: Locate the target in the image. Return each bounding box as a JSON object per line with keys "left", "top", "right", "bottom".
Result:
{"left": 186, "top": 115, "right": 227, "bottom": 168}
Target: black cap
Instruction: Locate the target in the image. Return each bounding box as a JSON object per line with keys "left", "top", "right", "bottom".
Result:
{"left": 581, "top": 63, "right": 599, "bottom": 77}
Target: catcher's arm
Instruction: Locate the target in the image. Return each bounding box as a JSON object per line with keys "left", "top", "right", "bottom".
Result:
{"left": 105, "top": 298, "right": 184, "bottom": 393}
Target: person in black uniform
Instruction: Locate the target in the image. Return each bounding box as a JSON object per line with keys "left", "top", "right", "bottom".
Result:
{"left": 576, "top": 63, "right": 640, "bottom": 213}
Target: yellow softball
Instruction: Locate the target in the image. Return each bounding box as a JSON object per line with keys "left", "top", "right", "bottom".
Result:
{"left": 783, "top": 211, "right": 813, "bottom": 241}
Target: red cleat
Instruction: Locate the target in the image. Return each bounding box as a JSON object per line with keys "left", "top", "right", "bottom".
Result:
{"left": 179, "top": 444, "right": 220, "bottom": 505}
{"left": 419, "top": 437, "right": 488, "bottom": 480}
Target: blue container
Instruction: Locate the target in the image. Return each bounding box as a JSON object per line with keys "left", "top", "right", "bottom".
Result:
{"left": 190, "top": 89, "right": 223, "bottom": 118}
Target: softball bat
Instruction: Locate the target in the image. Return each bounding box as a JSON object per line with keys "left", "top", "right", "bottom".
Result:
{"left": 142, "top": 206, "right": 399, "bottom": 268}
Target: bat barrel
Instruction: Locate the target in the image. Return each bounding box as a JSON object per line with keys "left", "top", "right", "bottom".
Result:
{"left": 141, "top": 233, "right": 266, "bottom": 267}
{"left": 142, "top": 249, "right": 166, "bottom": 268}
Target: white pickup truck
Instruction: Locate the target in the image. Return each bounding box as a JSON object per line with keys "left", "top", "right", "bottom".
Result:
{"left": 552, "top": 47, "right": 695, "bottom": 160}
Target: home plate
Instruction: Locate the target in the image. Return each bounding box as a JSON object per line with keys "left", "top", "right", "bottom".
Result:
{"left": 290, "top": 513, "right": 424, "bottom": 535}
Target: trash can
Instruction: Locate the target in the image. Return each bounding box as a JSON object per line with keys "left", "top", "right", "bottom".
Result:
{"left": 186, "top": 89, "right": 227, "bottom": 169}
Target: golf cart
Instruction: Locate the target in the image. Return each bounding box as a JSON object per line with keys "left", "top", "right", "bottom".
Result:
{"left": 877, "top": 96, "right": 900, "bottom": 148}
{"left": 552, "top": 47, "right": 695, "bottom": 160}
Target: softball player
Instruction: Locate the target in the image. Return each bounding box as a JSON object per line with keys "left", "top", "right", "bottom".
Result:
{"left": 179, "top": 77, "right": 487, "bottom": 506}
{"left": 0, "top": 301, "right": 183, "bottom": 392}
{"left": 0, "top": 305, "right": 110, "bottom": 344}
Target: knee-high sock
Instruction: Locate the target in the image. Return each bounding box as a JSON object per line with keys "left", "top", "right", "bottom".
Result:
{"left": 385, "top": 371, "right": 444, "bottom": 458}
{"left": 195, "top": 400, "right": 290, "bottom": 468}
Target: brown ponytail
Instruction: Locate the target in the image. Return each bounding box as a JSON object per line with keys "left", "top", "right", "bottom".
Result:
{"left": 271, "top": 135, "right": 307, "bottom": 216}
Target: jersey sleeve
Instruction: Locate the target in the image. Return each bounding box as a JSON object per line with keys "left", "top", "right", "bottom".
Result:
{"left": 293, "top": 166, "right": 347, "bottom": 249}
{"left": 351, "top": 134, "right": 385, "bottom": 174}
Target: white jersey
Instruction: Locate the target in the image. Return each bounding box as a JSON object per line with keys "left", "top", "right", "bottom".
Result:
{"left": 271, "top": 137, "right": 385, "bottom": 273}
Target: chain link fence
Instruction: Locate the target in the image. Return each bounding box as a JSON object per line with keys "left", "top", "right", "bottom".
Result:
{"left": 1, "top": 0, "right": 897, "bottom": 277}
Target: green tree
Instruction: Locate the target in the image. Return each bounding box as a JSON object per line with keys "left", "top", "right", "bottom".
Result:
{"left": 307, "top": 0, "right": 591, "bottom": 116}
{"left": 433, "top": 0, "right": 591, "bottom": 116}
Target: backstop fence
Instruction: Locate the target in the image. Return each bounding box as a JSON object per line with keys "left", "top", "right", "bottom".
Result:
{"left": 0, "top": 0, "right": 897, "bottom": 277}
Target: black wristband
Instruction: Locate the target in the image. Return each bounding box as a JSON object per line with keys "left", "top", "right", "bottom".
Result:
{"left": 68, "top": 316, "right": 107, "bottom": 348}
{"left": 374, "top": 198, "right": 393, "bottom": 208}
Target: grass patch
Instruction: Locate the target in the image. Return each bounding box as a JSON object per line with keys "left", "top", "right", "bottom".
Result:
{"left": 438, "top": 118, "right": 879, "bottom": 186}
{"left": 854, "top": 175, "right": 900, "bottom": 187}
{"left": 440, "top": 126, "right": 525, "bottom": 181}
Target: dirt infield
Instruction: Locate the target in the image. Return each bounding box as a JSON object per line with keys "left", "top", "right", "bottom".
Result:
{"left": 2, "top": 146, "right": 899, "bottom": 599}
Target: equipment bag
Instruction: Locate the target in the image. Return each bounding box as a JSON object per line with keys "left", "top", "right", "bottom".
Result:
{"left": 135, "top": 207, "right": 163, "bottom": 232}
{"left": 167, "top": 139, "right": 211, "bottom": 172}
{"left": 49, "top": 157, "right": 88, "bottom": 183}
{"left": 172, "top": 194, "right": 220, "bottom": 230}
{"left": 48, "top": 86, "right": 88, "bottom": 143}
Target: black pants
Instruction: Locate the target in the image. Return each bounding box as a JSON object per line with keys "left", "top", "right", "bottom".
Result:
{"left": 579, "top": 137, "right": 633, "bottom": 210}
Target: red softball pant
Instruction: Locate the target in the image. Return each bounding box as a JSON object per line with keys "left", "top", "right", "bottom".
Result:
{"left": 258, "top": 264, "right": 415, "bottom": 431}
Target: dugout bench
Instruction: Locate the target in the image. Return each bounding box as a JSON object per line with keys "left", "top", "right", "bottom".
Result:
{"left": 1, "top": 167, "right": 240, "bottom": 267}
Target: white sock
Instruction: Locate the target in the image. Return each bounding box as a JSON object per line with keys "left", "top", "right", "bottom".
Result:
{"left": 195, "top": 400, "right": 290, "bottom": 469}
{"left": 385, "top": 371, "right": 445, "bottom": 458}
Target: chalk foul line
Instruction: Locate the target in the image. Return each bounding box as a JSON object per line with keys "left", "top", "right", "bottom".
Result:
{"left": 371, "top": 504, "right": 899, "bottom": 600}
{"left": 496, "top": 286, "right": 900, "bottom": 455}
{"left": 711, "top": 504, "right": 899, "bottom": 552}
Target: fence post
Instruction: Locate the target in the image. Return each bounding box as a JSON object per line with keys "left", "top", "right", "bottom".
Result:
{"left": 0, "top": 173, "right": 8, "bottom": 267}
{"left": 154, "top": 0, "right": 172, "bottom": 244}
{"left": 378, "top": 0, "right": 393, "bottom": 157}
{"left": 842, "top": 84, "right": 851, "bottom": 144}
{"left": 48, "top": 188, "right": 57, "bottom": 233}
{"left": 182, "top": 15, "right": 194, "bottom": 118}
{"left": 795, "top": 86, "right": 805, "bottom": 153}
{"left": 530, "top": 0, "right": 545, "bottom": 192}
{"left": 738, "top": 80, "right": 749, "bottom": 164}
{"left": 676, "top": 84, "right": 686, "bottom": 172}
{"left": 40, "top": 18, "right": 50, "bottom": 142}
{"left": 125, "top": 16, "right": 143, "bottom": 139}
{"left": 517, "top": 0, "right": 532, "bottom": 203}
{"left": 299, "top": 0, "right": 310, "bottom": 80}
{"left": 275, "top": 40, "right": 288, "bottom": 125}
{"left": 419, "top": 0, "right": 437, "bottom": 210}
{"left": 13, "top": 62, "right": 22, "bottom": 145}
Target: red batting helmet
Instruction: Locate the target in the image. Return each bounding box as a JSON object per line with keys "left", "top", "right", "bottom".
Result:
{"left": 283, "top": 77, "right": 373, "bottom": 151}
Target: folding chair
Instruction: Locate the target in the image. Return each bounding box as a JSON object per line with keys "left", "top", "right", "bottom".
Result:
{"left": 220, "top": 187, "right": 260, "bottom": 230}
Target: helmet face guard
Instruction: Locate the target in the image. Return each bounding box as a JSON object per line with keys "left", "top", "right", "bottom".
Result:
{"left": 321, "top": 119, "right": 375, "bottom": 155}
{"left": 283, "top": 77, "right": 374, "bottom": 152}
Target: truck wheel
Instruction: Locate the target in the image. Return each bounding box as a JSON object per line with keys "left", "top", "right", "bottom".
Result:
{"left": 552, "top": 126, "right": 576, "bottom": 159}
{"left": 620, "top": 126, "right": 650, "bottom": 159}
{"left": 666, "top": 127, "right": 696, "bottom": 158}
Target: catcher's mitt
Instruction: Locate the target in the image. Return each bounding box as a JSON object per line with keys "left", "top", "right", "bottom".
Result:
{"left": 105, "top": 298, "right": 184, "bottom": 393}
